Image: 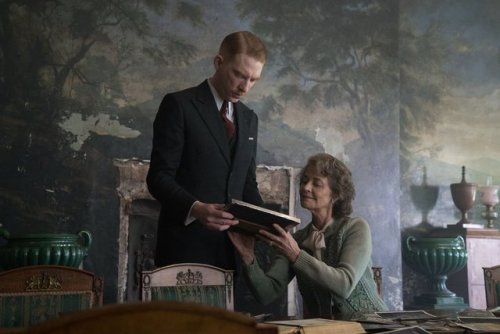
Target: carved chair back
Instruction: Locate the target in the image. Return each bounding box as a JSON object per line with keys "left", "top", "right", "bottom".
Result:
{"left": 483, "top": 264, "right": 500, "bottom": 308}
{"left": 0, "top": 265, "right": 103, "bottom": 328}
{"left": 141, "top": 263, "right": 234, "bottom": 310}
{"left": 372, "top": 266, "right": 383, "bottom": 297}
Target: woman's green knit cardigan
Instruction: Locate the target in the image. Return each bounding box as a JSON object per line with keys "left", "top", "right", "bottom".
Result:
{"left": 242, "top": 216, "right": 388, "bottom": 319}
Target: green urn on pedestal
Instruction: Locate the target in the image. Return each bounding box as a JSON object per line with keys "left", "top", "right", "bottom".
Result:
{"left": 403, "top": 235, "right": 468, "bottom": 310}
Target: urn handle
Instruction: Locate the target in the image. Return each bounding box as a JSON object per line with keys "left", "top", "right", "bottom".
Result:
{"left": 78, "top": 230, "right": 92, "bottom": 255}
{"left": 405, "top": 235, "right": 416, "bottom": 252}
{"left": 454, "top": 235, "right": 466, "bottom": 248}
{"left": 0, "top": 224, "right": 10, "bottom": 239}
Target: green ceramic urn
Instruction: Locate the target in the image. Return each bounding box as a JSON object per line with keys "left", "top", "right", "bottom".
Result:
{"left": 0, "top": 226, "right": 92, "bottom": 270}
{"left": 404, "top": 236, "right": 467, "bottom": 282}
{"left": 403, "top": 235, "right": 468, "bottom": 309}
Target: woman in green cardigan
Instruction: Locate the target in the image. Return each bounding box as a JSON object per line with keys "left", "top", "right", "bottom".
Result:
{"left": 229, "top": 153, "right": 388, "bottom": 319}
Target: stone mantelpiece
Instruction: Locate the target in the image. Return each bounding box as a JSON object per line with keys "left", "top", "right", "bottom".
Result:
{"left": 113, "top": 159, "right": 153, "bottom": 303}
{"left": 113, "top": 159, "right": 300, "bottom": 316}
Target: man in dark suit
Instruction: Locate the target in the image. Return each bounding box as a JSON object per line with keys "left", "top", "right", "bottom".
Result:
{"left": 147, "top": 31, "right": 267, "bottom": 271}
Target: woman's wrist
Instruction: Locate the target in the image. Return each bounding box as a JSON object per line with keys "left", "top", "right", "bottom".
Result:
{"left": 288, "top": 249, "right": 300, "bottom": 263}
{"left": 242, "top": 253, "right": 255, "bottom": 265}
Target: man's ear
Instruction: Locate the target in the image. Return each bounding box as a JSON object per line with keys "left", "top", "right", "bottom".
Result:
{"left": 214, "top": 55, "right": 223, "bottom": 69}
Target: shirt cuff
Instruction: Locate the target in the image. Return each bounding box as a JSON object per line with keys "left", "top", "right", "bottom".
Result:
{"left": 184, "top": 201, "right": 199, "bottom": 226}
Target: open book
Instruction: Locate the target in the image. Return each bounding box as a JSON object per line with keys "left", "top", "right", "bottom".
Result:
{"left": 224, "top": 199, "right": 300, "bottom": 235}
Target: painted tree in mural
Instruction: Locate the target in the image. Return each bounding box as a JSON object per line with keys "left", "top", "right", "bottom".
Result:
{"left": 238, "top": 0, "right": 456, "bottom": 175}
{"left": 399, "top": 10, "right": 453, "bottom": 179}
{"left": 0, "top": 0, "right": 203, "bottom": 226}
{"left": 237, "top": 0, "right": 399, "bottom": 161}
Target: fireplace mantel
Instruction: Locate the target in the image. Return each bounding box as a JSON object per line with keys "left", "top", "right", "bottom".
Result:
{"left": 113, "top": 158, "right": 300, "bottom": 316}
{"left": 113, "top": 158, "right": 153, "bottom": 302}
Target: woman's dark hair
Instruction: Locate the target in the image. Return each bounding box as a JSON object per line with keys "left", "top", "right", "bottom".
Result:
{"left": 301, "top": 153, "right": 355, "bottom": 218}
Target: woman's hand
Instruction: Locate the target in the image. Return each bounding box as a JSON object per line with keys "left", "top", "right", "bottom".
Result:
{"left": 228, "top": 231, "right": 256, "bottom": 265}
{"left": 259, "top": 224, "right": 301, "bottom": 263}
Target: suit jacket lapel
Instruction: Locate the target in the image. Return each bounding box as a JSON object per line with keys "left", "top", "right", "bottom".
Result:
{"left": 193, "top": 81, "right": 231, "bottom": 165}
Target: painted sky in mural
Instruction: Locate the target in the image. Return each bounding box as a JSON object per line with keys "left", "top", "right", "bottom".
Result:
{"left": 404, "top": 0, "right": 500, "bottom": 185}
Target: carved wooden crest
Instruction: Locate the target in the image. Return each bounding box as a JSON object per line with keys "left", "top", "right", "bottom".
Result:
{"left": 25, "top": 272, "right": 62, "bottom": 291}
{"left": 175, "top": 269, "right": 203, "bottom": 286}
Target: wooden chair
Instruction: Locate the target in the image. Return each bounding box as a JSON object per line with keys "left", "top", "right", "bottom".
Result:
{"left": 21, "top": 301, "right": 277, "bottom": 334}
{"left": 483, "top": 264, "right": 500, "bottom": 309}
{"left": 141, "top": 263, "right": 234, "bottom": 310}
{"left": 0, "top": 265, "right": 103, "bottom": 328}
{"left": 372, "top": 266, "right": 383, "bottom": 297}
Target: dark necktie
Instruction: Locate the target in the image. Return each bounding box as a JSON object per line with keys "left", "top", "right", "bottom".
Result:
{"left": 220, "top": 100, "right": 235, "bottom": 138}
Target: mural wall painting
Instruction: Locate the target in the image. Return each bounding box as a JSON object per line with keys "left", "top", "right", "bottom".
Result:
{"left": 1, "top": 0, "right": 499, "bottom": 312}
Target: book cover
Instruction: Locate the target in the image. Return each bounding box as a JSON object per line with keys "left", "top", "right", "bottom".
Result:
{"left": 224, "top": 199, "right": 300, "bottom": 235}
{"left": 265, "top": 318, "right": 366, "bottom": 334}
{"left": 382, "top": 327, "right": 431, "bottom": 333}
{"left": 375, "top": 310, "right": 436, "bottom": 321}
